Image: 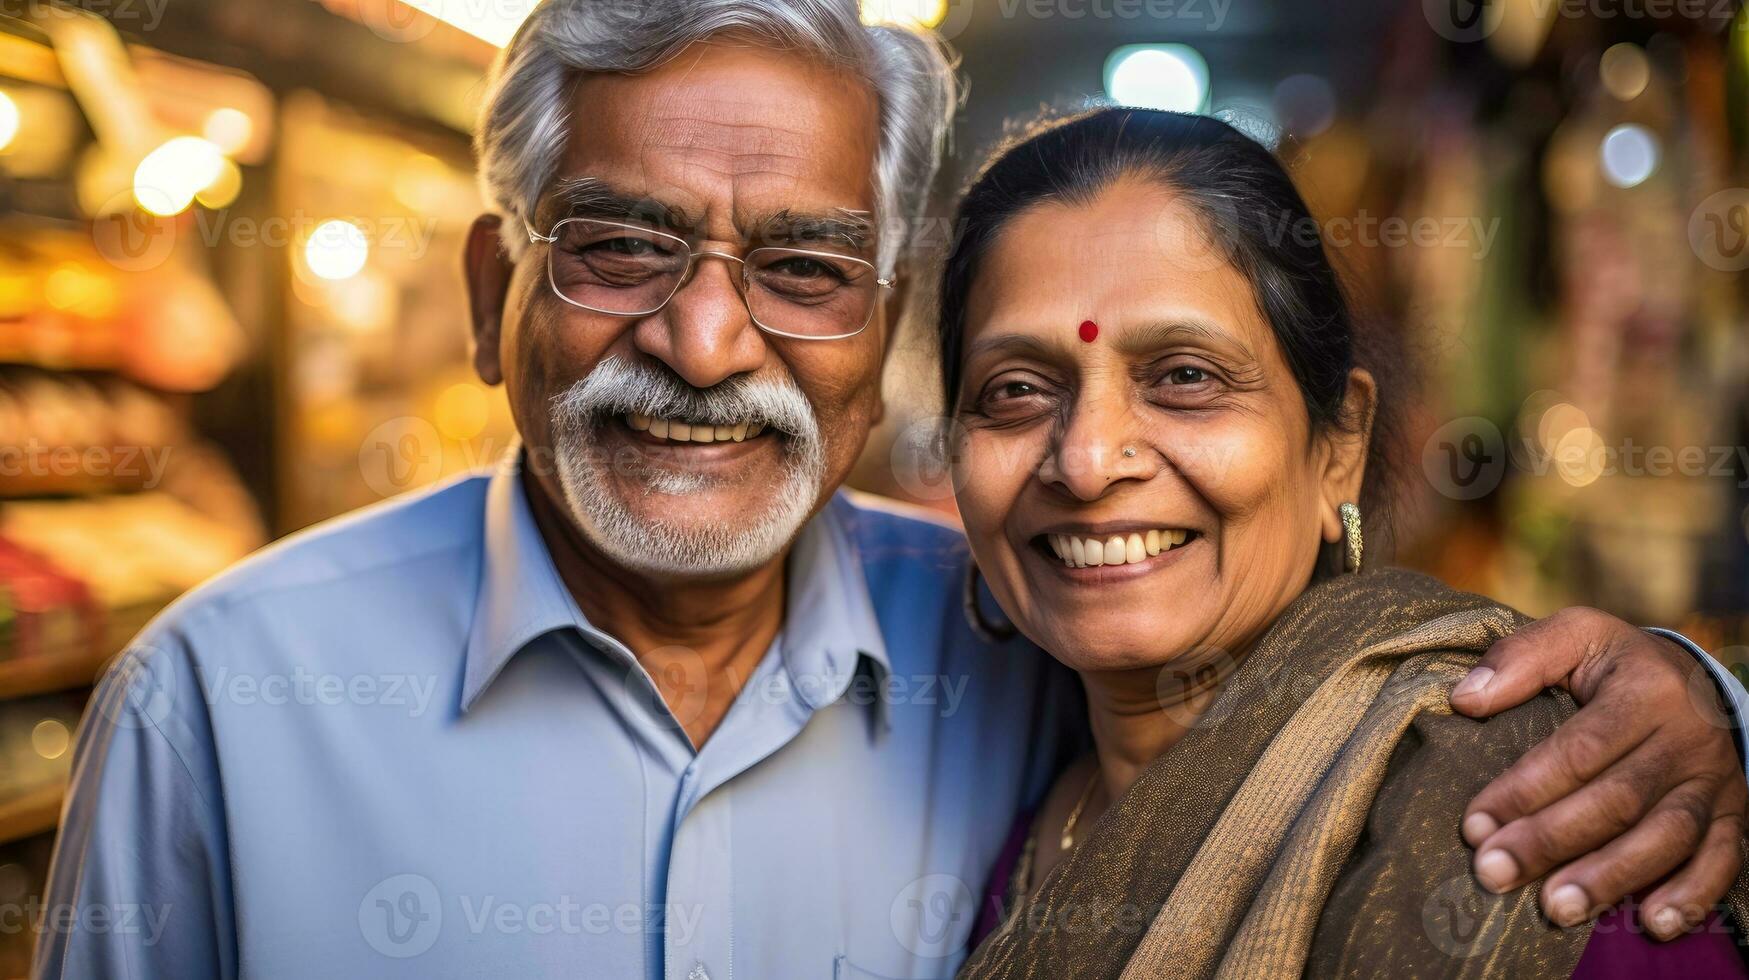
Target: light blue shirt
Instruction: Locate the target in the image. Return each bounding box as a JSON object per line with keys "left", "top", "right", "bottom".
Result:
{"left": 35, "top": 456, "right": 1080, "bottom": 980}
{"left": 35, "top": 456, "right": 1749, "bottom": 979}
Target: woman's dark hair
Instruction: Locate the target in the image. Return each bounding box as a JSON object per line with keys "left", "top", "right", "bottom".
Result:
{"left": 937, "top": 106, "right": 1405, "bottom": 552}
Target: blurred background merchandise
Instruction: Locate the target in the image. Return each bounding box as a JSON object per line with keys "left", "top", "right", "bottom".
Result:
{"left": 0, "top": 0, "right": 1745, "bottom": 970}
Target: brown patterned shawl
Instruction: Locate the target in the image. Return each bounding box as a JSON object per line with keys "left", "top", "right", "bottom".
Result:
{"left": 959, "top": 568, "right": 1744, "bottom": 979}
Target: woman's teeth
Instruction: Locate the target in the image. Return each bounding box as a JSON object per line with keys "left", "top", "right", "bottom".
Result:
{"left": 1047, "top": 529, "right": 1188, "bottom": 568}
{"left": 625, "top": 414, "right": 766, "bottom": 443}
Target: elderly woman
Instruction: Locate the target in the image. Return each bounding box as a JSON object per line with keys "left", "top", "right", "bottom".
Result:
{"left": 943, "top": 108, "right": 1749, "bottom": 977}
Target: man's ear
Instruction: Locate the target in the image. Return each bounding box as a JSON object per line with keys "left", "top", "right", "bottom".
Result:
{"left": 464, "top": 214, "right": 513, "bottom": 386}
{"left": 1319, "top": 367, "right": 1378, "bottom": 544}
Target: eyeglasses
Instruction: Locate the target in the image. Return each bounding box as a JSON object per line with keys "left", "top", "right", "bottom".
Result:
{"left": 525, "top": 217, "right": 893, "bottom": 341}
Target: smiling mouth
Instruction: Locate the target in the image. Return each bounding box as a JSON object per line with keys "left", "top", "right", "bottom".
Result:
{"left": 622, "top": 413, "right": 772, "bottom": 445}
{"left": 1038, "top": 529, "right": 1199, "bottom": 569}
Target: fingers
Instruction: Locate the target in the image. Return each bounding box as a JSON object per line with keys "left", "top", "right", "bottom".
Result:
{"left": 1463, "top": 698, "right": 1647, "bottom": 840}
{"left": 1523, "top": 780, "right": 1714, "bottom": 925}
{"left": 1640, "top": 789, "right": 1747, "bottom": 939}
{"left": 1451, "top": 609, "right": 1613, "bottom": 718}
{"left": 1469, "top": 754, "right": 1665, "bottom": 893}
{"left": 1453, "top": 606, "right": 1746, "bottom": 932}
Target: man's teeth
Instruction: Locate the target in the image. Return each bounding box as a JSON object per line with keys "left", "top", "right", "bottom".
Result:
{"left": 625, "top": 414, "right": 766, "bottom": 443}
{"left": 1047, "top": 529, "right": 1189, "bottom": 568}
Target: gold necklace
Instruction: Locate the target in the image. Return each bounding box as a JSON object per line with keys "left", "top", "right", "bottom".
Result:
{"left": 1059, "top": 770, "right": 1102, "bottom": 851}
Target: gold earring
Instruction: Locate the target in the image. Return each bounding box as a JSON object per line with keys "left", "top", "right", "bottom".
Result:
{"left": 1339, "top": 502, "right": 1363, "bottom": 573}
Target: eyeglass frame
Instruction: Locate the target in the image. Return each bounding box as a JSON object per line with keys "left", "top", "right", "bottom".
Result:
{"left": 524, "top": 217, "right": 895, "bottom": 341}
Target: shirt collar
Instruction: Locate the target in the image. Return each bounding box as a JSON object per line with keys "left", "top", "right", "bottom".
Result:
{"left": 461, "top": 452, "right": 586, "bottom": 712}
{"left": 775, "top": 494, "right": 892, "bottom": 721}
{"left": 462, "top": 456, "right": 892, "bottom": 717}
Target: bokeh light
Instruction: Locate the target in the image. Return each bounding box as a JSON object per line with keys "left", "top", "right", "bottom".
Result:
{"left": 31, "top": 720, "right": 70, "bottom": 760}
{"left": 1599, "top": 43, "right": 1651, "bottom": 101}
{"left": 202, "top": 107, "right": 255, "bottom": 155}
{"left": 394, "top": 0, "right": 532, "bottom": 46}
{"left": 305, "top": 219, "right": 371, "bottom": 281}
{"left": 1600, "top": 124, "right": 1658, "bottom": 188}
{"left": 434, "top": 383, "right": 491, "bottom": 441}
{"left": 196, "top": 158, "right": 244, "bottom": 209}
{"left": 1105, "top": 45, "right": 1210, "bottom": 113}
{"left": 860, "top": 0, "right": 948, "bottom": 28}
{"left": 0, "top": 90, "right": 19, "bottom": 153}
{"left": 1536, "top": 401, "right": 1592, "bottom": 455}
{"left": 1554, "top": 426, "right": 1606, "bottom": 488}
{"left": 1272, "top": 74, "right": 1336, "bottom": 138}
{"left": 134, "top": 136, "right": 226, "bottom": 216}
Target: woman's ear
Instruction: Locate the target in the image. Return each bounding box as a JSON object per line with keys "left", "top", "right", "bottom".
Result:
{"left": 465, "top": 214, "right": 514, "bottom": 386}
{"left": 1318, "top": 367, "right": 1378, "bottom": 544}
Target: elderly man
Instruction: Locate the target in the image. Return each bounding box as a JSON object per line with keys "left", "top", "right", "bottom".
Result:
{"left": 36, "top": 1, "right": 1749, "bottom": 977}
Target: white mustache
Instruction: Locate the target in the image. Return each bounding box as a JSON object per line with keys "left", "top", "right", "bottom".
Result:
{"left": 550, "top": 355, "right": 819, "bottom": 442}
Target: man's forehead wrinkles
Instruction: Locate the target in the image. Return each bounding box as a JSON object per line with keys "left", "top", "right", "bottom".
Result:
{"left": 642, "top": 111, "right": 814, "bottom": 155}
{"left": 640, "top": 148, "right": 812, "bottom": 187}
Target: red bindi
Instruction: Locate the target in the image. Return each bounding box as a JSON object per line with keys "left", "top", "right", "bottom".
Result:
{"left": 1078, "top": 320, "right": 1099, "bottom": 343}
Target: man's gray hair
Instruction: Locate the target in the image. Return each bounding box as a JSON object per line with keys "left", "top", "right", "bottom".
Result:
{"left": 474, "top": 0, "right": 957, "bottom": 276}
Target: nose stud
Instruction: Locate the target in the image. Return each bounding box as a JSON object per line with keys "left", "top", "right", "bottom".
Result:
{"left": 1122, "top": 447, "right": 1137, "bottom": 458}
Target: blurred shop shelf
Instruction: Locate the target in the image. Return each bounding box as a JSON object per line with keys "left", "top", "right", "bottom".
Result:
{"left": 0, "top": 601, "right": 160, "bottom": 700}
{"left": 0, "top": 783, "right": 62, "bottom": 846}
{"left": 0, "top": 648, "right": 117, "bottom": 701}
